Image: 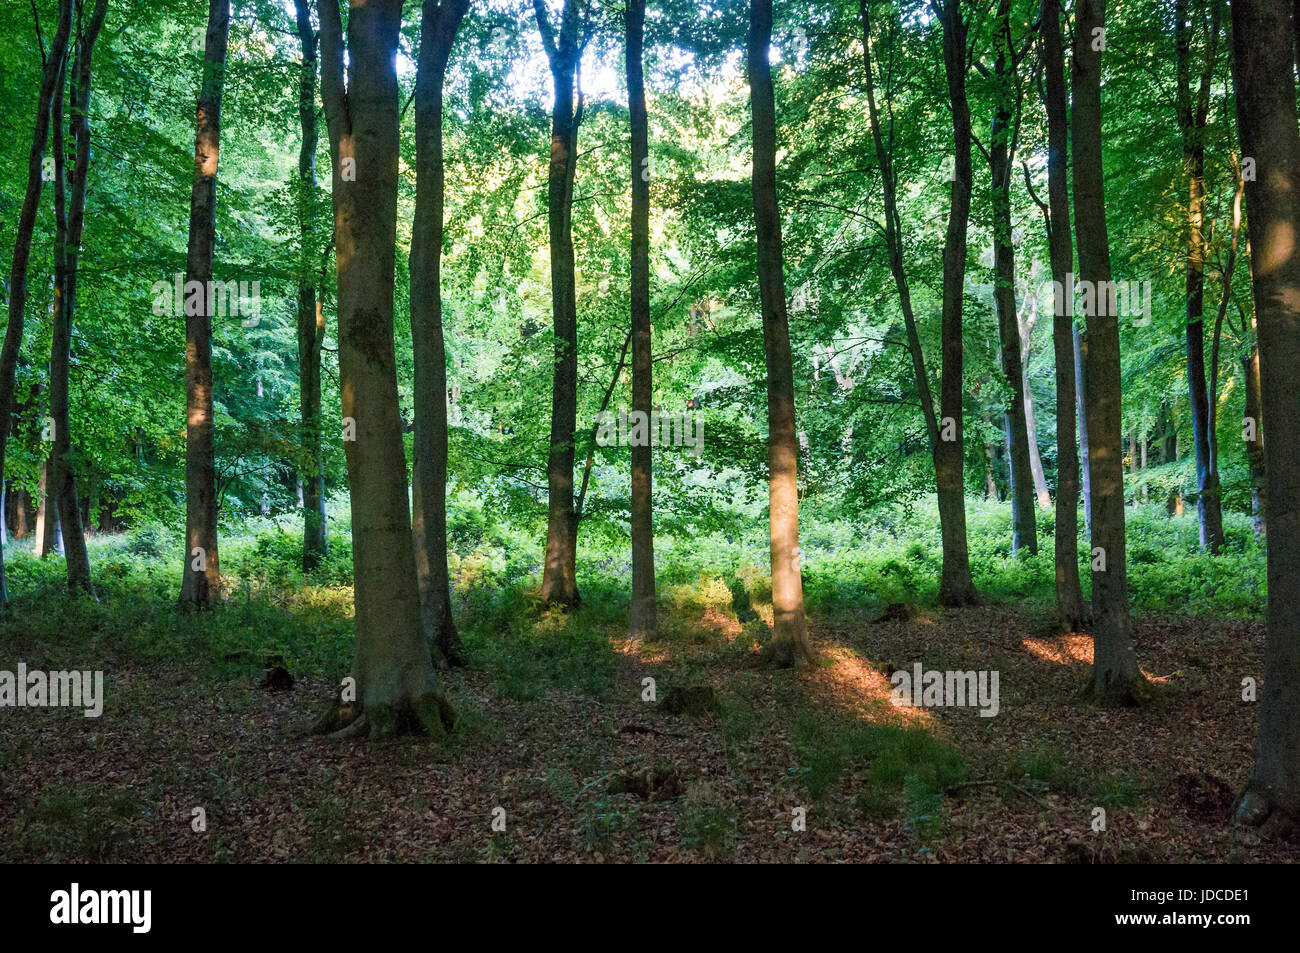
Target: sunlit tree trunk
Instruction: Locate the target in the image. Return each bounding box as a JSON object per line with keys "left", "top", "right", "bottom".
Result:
{"left": 749, "top": 0, "right": 809, "bottom": 665}
{"left": 179, "top": 0, "right": 229, "bottom": 608}
{"left": 1232, "top": 0, "right": 1300, "bottom": 830}
{"left": 535, "top": 0, "right": 587, "bottom": 607}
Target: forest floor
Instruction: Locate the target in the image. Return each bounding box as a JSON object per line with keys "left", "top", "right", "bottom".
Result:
{"left": 3, "top": 584, "right": 1295, "bottom": 863}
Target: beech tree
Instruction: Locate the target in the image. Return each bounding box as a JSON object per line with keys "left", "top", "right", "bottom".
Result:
{"left": 749, "top": 0, "right": 809, "bottom": 665}
{"left": 0, "top": 0, "right": 73, "bottom": 605}
{"left": 179, "top": 0, "right": 230, "bottom": 608}
{"left": 627, "top": 0, "right": 656, "bottom": 640}
{"left": 411, "top": 0, "right": 471, "bottom": 666}
{"left": 1232, "top": 0, "right": 1300, "bottom": 831}
{"left": 315, "top": 0, "right": 454, "bottom": 738}
{"left": 1072, "top": 0, "right": 1141, "bottom": 701}
{"left": 535, "top": 0, "right": 590, "bottom": 607}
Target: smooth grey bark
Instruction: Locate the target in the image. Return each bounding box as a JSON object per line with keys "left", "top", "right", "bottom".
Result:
{"left": 749, "top": 0, "right": 809, "bottom": 665}
{"left": 179, "top": 0, "right": 230, "bottom": 608}
{"left": 1232, "top": 0, "right": 1300, "bottom": 830}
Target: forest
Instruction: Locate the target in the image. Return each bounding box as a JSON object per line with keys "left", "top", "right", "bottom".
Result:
{"left": 0, "top": 0, "right": 1298, "bottom": 871}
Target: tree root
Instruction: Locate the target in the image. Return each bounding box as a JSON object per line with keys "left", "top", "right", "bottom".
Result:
{"left": 312, "top": 691, "right": 454, "bottom": 742}
{"left": 1235, "top": 790, "right": 1299, "bottom": 838}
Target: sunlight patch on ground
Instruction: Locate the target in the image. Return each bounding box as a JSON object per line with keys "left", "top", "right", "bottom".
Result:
{"left": 805, "top": 640, "right": 934, "bottom": 728}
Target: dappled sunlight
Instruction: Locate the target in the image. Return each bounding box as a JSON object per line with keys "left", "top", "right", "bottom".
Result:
{"left": 1022, "top": 634, "right": 1093, "bottom": 665}
{"left": 805, "top": 639, "right": 935, "bottom": 728}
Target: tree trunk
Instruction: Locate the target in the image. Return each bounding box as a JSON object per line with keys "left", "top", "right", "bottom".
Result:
{"left": 179, "top": 0, "right": 229, "bottom": 608}
{"left": 749, "top": 0, "right": 809, "bottom": 666}
{"left": 933, "top": 0, "right": 978, "bottom": 605}
{"left": 1176, "top": 0, "right": 1225, "bottom": 553}
{"left": 1073, "top": 0, "right": 1141, "bottom": 702}
{"left": 293, "top": 0, "right": 327, "bottom": 573}
{"left": 627, "top": 0, "right": 656, "bottom": 640}
{"left": 989, "top": 0, "right": 1036, "bottom": 555}
{"left": 535, "top": 0, "right": 586, "bottom": 608}
{"left": 1041, "top": 0, "right": 1086, "bottom": 632}
{"left": 411, "top": 0, "right": 469, "bottom": 666}
{"left": 1243, "top": 343, "right": 1266, "bottom": 536}
{"left": 1074, "top": 324, "right": 1092, "bottom": 533}
{"left": 0, "top": 0, "right": 73, "bottom": 603}
{"left": 49, "top": 0, "right": 108, "bottom": 597}
{"left": 34, "top": 460, "right": 61, "bottom": 558}
{"left": 316, "top": 0, "right": 453, "bottom": 739}
{"left": 1232, "top": 0, "right": 1300, "bottom": 830}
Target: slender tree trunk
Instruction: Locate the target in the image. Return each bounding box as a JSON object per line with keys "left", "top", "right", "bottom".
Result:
{"left": 1073, "top": 0, "right": 1141, "bottom": 702}
{"left": 934, "top": 0, "right": 978, "bottom": 605}
{"left": 315, "top": 0, "right": 453, "bottom": 739}
{"left": 49, "top": 0, "right": 107, "bottom": 597}
{"left": 34, "top": 460, "right": 61, "bottom": 558}
{"left": 1244, "top": 342, "right": 1266, "bottom": 536}
{"left": 1232, "top": 0, "right": 1300, "bottom": 830}
{"left": 989, "top": 0, "right": 1036, "bottom": 555}
{"left": 535, "top": 0, "right": 586, "bottom": 607}
{"left": 1176, "top": 0, "right": 1225, "bottom": 553}
{"left": 1041, "top": 0, "right": 1086, "bottom": 631}
{"left": 411, "top": 0, "right": 469, "bottom": 666}
{"left": 179, "top": 0, "right": 229, "bottom": 608}
{"left": 1074, "top": 324, "right": 1092, "bottom": 533}
{"left": 293, "top": 0, "right": 327, "bottom": 573}
{"left": 627, "top": 0, "right": 656, "bottom": 640}
{"left": 0, "top": 0, "right": 73, "bottom": 603}
{"left": 749, "top": 0, "right": 809, "bottom": 666}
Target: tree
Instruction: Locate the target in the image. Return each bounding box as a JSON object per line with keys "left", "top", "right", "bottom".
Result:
{"left": 49, "top": 0, "right": 109, "bottom": 596}
{"left": 0, "top": 0, "right": 73, "bottom": 605}
{"left": 749, "top": 0, "right": 809, "bottom": 666}
{"left": 985, "top": 0, "right": 1037, "bottom": 555}
{"left": 535, "top": 0, "right": 590, "bottom": 607}
{"left": 627, "top": 0, "right": 656, "bottom": 640}
{"left": 932, "top": 0, "right": 978, "bottom": 606}
{"left": 315, "top": 0, "right": 454, "bottom": 738}
{"left": 1231, "top": 0, "right": 1300, "bottom": 831}
{"left": 410, "top": 0, "right": 470, "bottom": 666}
{"left": 1038, "top": 0, "right": 1086, "bottom": 632}
{"left": 293, "top": 0, "right": 328, "bottom": 573}
{"left": 179, "top": 0, "right": 230, "bottom": 608}
{"left": 1175, "top": 0, "right": 1225, "bottom": 553}
{"left": 1072, "top": 0, "right": 1141, "bottom": 702}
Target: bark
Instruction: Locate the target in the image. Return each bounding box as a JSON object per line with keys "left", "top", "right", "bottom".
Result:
{"left": 1175, "top": 0, "right": 1225, "bottom": 553}
{"left": 627, "top": 0, "right": 656, "bottom": 640}
{"left": 179, "top": 0, "right": 229, "bottom": 608}
{"left": 411, "top": 0, "right": 469, "bottom": 666}
{"left": 0, "top": 0, "right": 73, "bottom": 603}
{"left": 933, "top": 0, "right": 978, "bottom": 605}
{"left": 1073, "top": 0, "right": 1141, "bottom": 702}
{"left": 294, "top": 0, "right": 328, "bottom": 573}
{"left": 1243, "top": 343, "right": 1265, "bottom": 536}
{"left": 988, "top": 0, "right": 1036, "bottom": 555}
{"left": 749, "top": 0, "right": 809, "bottom": 665}
{"left": 34, "top": 460, "right": 61, "bottom": 558}
{"left": 1232, "top": 0, "right": 1300, "bottom": 830}
{"left": 535, "top": 0, "right": 587, "bottom": 607}
{"left": 1040, "top": 0, "right": 1086, "bottom": 632}
{"left": 49, "top": 0, "right": 108, "bottom": 597}
{"left": 316, "top": 0, "right": 453, "bottom": 739}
